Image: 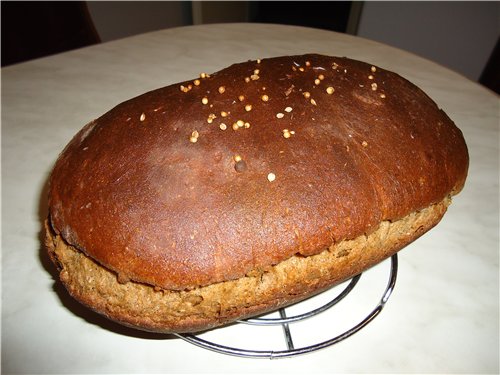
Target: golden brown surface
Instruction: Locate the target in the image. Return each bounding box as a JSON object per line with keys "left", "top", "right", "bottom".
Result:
{"left": 47, "top": 54, "right": 468, "bottom": 292}
{"left": 46, "top": 197, "right": 449, "bottom": 333}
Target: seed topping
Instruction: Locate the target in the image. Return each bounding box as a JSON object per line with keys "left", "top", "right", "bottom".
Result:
{"left": 207, "top": 113, "right": 216, "bottom": 123}
{"left": 189, "top": 130, "right": 199, "bottom": 143}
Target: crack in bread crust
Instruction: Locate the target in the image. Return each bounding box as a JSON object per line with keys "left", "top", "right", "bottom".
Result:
{"left": 45, "top": 197, "right": 449, "bottom": 333}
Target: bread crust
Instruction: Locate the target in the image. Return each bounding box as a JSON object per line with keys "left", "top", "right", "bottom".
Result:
{"left": 46, "top": 54, "right": 468, "bottom": 332}
{"left": 46, "top": 197, "right": 449, "bottom": 333}
{"left": 47, "top": 54, "right": 468, "bottom": 293}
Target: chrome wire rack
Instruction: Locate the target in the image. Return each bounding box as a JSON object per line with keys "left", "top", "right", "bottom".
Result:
{"left": 174, "top": 254, "right": 398, "bottom": 359}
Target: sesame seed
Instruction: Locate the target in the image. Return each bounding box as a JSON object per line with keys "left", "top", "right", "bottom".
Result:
{"left": 276, "top": 112, "right": 284, "bottom": 119}
{"left": 326, "top": 86, "right": 335, "bottom": 94}
{"left": 305, "top": 61, "right": 311, "bottom": 67}
{"left": 368, "top": 75, "right": 374, "bottom": 80}
{"left": 380, "top": 93, "right": 386, "bottom": 99}
{"left": 267, "top": 172, "right": 276, "bottom": 182}
{"left": 332, "top": 62, "right": 339, "bottom": 69}
{"left": 218, "top": 86, "right": 226, "bottom": 94}
{"left": 282, "top": 129, "right": 293, "bottom": 138}
{"left": 244, "top": 122, "right": 251, "bottom": 129}
{"left": 314, "top": 78, "right": 321, "bottom": 85}
{"left": 236, "top": 119, "right": 245, "bottom": 128}
{"left": 190, "top": 130, "right": 199, "bottom": 143}
{"left": 245, "top": 104, "right": 252, "bottom": 112}
{"left": 257, "top": 59, "right": 261, "bottom": 64}
{"left": 371, "top": 83, "right": 378, "bottom": 91}
{"left": 344, "top": 69, "right": 347, "bottom": 73}
{"left": 284, "top": 106, "right": 293, "bottom": 113}
{"left": 250, "top": 74, "right": 260, "bottom": 81}
{"left": 221, "top": 111, "right": 228, "bottom": 117}
{"left": 261, "top": 94, "right": 269, "bottom": 102}
{"left": 207, "top": 113, "right": 216, "bottom": 123}
{"left": 219, "top": 123, "right": 227, "bottom": 130}
{"left": 194, "top": 79, "right": 201, "bottom": 86}
{"left": 200, "top": 73, "right": 207, "bottom": 79}
{"left": 319, "top": 74, "right": 325, "bottom": 80}
{"left": 362, "top": 141, "right": 368, "bottom": 147}
{"left": 245, "top": 77, "right": 251, "bottom": 83}
{"left": 238, "top": 95, "right": 245, "bottom": 101}
{"left": 371, "top": 66, "right": 377, "bottom": 73}
{"left": 234, "top": 154, "right": 242, "bottom": 162}
{"left": 254, "top": 69, "right": 260, "bottom": 75}
{"left": 232, "top": 123, "right": 239, "bottom": 131}
{"left": 303, "top": 91, "right": 311, "bottom": 99}
{"left": 140, "top": 113, "right": 146, "bottom": 121}
{"left": 202, "top": 97, "right": 209, "bottom": 105}
{"left": 292, "top": 66, "right": 297, "bottom": 72}
{"left": 299, "top": 67, "right": 305, "bottom": 72}
{"left": 310, "top": 98, "right": 317, "bottom": 106}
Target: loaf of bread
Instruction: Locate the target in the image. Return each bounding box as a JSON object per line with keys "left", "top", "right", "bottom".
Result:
{"left": 45, "top": 54, "right": 468, "bottom": 333}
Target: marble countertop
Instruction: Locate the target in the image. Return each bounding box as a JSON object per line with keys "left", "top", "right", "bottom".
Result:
{"left": 2, "top": 23, "right": 498, "bottom": 373}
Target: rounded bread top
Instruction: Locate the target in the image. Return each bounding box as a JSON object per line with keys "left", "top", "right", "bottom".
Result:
{"left": 48, "top": 54, "right": 469, "bottom": 290}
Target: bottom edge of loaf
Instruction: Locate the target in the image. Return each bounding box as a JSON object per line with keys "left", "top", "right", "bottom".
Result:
{"left": 45, "top": 197, "right": 450, "bottom": 333}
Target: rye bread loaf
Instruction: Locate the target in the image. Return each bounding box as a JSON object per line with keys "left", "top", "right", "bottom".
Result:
{"left": 45, "top": 54, "right": 468, "bottom": 333}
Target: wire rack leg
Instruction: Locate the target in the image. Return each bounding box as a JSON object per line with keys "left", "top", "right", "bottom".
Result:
{"left": 279, "top": 308, "right": 294, "bottom": 350}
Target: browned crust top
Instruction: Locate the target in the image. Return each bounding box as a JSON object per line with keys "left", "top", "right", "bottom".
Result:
{"left": 48, "top": 54, "right": 468, "bottom": 290}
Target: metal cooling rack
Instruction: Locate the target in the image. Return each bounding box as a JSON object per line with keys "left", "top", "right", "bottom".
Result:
{"left": 175, "top": 254, "right": 398, "bottom": 359}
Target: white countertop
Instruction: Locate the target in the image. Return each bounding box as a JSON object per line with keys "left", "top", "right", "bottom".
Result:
{"left": 2, "top": 23, "right": 498, "bottom": 373}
